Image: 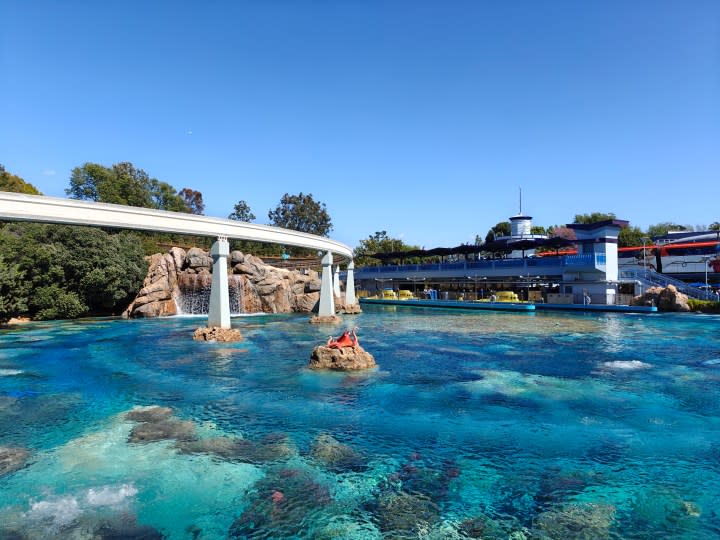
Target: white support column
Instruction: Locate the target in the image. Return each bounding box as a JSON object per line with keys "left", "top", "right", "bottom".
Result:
{"left": 333, "top": 265, "right": 342, "bottom": 297}
{"left": 318, "top": 251, "right": 336, "bottom": 316}
{"left": 345, "top": 260, "right": 356, "bottom": 305}
{"left": 208, "top": 236, "right": 231, "bottom": 329}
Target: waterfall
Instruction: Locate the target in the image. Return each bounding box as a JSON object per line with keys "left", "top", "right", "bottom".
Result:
{"left": 229, "top": 275, "right": 244, "bottom": 315}
{"left": 175, "top": 273, "right": 245, "bottom": 316}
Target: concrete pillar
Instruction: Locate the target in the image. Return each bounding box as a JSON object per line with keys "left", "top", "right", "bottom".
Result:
{"left": 318, "top": 251, "right": 335, "bottom": 316}
{"left": 345, "top": 260, "right": 356, "bottom": 305}
{"left": 333, "top": 265, "right": 342, "bottom": 297}
{"left": 208, "top": 236, "right": 231, "bottom": 329}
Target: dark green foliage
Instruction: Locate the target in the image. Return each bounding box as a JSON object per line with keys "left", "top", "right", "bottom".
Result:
{"left": 353, "top": 231, "right": 419, "bottom": 266}
{"left": 0, "top": 164, "right": 42, "bottom": 195}
{"left": 67, "top": 161, "right": 189, "bottom": 212}
{"left": 646, "top": 222, "right": 689, "bottom": 238}
{"left": 484, "top": 221, "right": 511, "bottom": 243}
{"left": 31, "top": 285, "right": 87, "bottom": 320}
{"left": 0, "top": 223, "right": 147, "bottom": 320}
{"left": 573, "top": 212, "right": 617, "bottom": 224}
{"left": 710, "top": 222, "right": 720, "bottom": 232}
{"left": 0, "top": 255, "right": 28, "bottom": 323}
{"left": 687, "top": 298, "right": 720, "bottom": 313}
{"left": 268, "top": 192, "right": 332, "bottom": 237}
{"left": 228, "top": 200, "right": 256, "bottom": 222}
{"left": 618, "top": 225, "right": 645, "bottom": 247}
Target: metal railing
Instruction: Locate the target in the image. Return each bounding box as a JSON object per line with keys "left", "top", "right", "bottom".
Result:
{"left": 619, "top": 269, "right": 709, "bottom": 300}
{"left": 357, "top": 253, "right": 604, "bottom": 275}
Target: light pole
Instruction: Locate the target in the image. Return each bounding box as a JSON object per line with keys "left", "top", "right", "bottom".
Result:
{"left": 703, "top": 255, "right": 711, "bottom": 300}
{"left": 641, "top": 237, "right": 650, "bottom": 278}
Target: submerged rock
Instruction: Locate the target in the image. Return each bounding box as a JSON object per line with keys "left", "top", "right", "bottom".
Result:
{"left": 125, "top": 406, "right": 173, "bottom": 423}
{"left": 309, "top": 345, "right": 376, "bottom": 371}
{"left": 631, "top": 488, "right": 702, "bottom": 535}
{"left": 96, "top": 520, "right": 165, "bottom": 539}
{"left": 178, "top": 433, "right": 295, "bottom": 463}
{"left": 374, "top": 491, "right": 440, "bottom": 537}
{"left": 0, "top": 446, "right": 30, "bottom": 476}
{"left": 126, "top": 407, "right": 197, "bottom": 444}
{"left": 228, "top": 467, "right": 331, "bottom": 538}
{"left": 534, "top": 502, "right": 616, "bottom": 539}
{"left": 128, "top": 419, "right": 196, "bottom": 444}
{"left": 310, "top": 434, "right": 366, "bottom": 472}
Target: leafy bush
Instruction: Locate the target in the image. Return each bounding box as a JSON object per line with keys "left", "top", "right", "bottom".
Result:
{"left": 31, "top": 285, "right": 87, "bottom": 320}
{"left": 687, "top": 298, "right": 720, "bottom": 314}
{"left": 0, "top": 255, "right": 28, "bottom": 323}
{"left": 0, "top": 223, "right": 147, "bottom": 320}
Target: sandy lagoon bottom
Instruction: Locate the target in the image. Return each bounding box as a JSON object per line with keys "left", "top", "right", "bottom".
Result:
{"left": 1, "top": 306, "right": 719, "bottom": 539}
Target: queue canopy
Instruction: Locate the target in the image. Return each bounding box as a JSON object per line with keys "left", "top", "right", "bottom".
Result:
{"left": 369, "top": 236, "right": 575, "bottom": 261}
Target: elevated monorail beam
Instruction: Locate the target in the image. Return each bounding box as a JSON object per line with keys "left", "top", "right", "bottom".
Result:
{"left": 0, "top": 192, "right": 355, "bottom": 326}
{"left": 0, "top": 192, "right": 352, "bottom": 259}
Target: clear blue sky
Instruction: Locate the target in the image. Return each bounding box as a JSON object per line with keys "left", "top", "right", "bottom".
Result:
{"left": 2, "top": 1, "right": 718, "bottom": 248}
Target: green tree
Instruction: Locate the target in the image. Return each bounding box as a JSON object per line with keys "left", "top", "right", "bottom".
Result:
{"left": 531, "top": 225, "right": 547, "bottom": 235}
{"left": 0, "top": 164, "right": 42, "bottom": 195}
{"left": 353, "top": 231, "right": 419, "bottom": 266}
{"left": 573, "top": 212, "right": 616, "bottom": 224}
{"left": 268, "top": 192, "right": 332, "bottom": 236}
{"left": 646, "top": 222, "right": 688, "bottom": 238}
{"left": 178, "top": 188, "right": 205, "bottom": 215}
{"left": 67, "top": 162, "right": 190, "bottom": 212}
{"left": 0, "top": 223, "right": 146, "bottom": 319}
{"left": 0, "top": 255, "right": 28, "bottom": 323}
{"left": 618, "top": 225, "right": 644, "bottom": 247}
{"left": 710, "top": 222, "right": 720, "bottom": 231}
{"left": 484, "top": 221, "right": 511, "bottom": 243}
{"left": 228, "top": 200, "right": 256, "bottom": 222}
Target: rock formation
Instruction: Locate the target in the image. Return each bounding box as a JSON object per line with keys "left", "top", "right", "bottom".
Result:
{"left": 308, "top": 345, "right": 376, "bottom": 371}
{"left": 631, "top": 284, "right": 690, "bottom": 312}
{"left": 0, "top": 446, "right": 30, "bottom": 476}
{"left": 124, "top": 248, "right": 327, "bottom": 318}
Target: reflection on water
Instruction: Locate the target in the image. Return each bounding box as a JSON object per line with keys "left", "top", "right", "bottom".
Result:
{"left": 1, "top": 308, "right": 719, "bottom": 539}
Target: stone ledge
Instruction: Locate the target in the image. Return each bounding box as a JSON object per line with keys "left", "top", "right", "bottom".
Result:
{"left": 192, "top": 326, "right": 243, "bottom": 342}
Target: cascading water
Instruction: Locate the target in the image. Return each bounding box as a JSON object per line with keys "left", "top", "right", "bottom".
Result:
{"left": 175, "top": 273, "right": 245, "bottom": 315}
{"left": 228, "top": 275, "right": 244, "bottom": 315}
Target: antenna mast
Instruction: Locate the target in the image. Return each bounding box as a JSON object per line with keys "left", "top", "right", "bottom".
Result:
{"left": 519, "top": 187, "right": 522, "bottom": 215}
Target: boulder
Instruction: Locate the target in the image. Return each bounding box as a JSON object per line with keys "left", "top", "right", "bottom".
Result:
{"left": 192, "top": 326, "right": 243, "bottom": 342}
{"left": 632, "top": 285, "right": 690, "bottom": 312}
{"left": 186, "top": 247, "right": 212, "bottom": 270}
{"left": 309, "top": 345, "right": 376, "bottom": 371}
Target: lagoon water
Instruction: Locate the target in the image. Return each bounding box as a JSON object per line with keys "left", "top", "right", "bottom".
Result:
{"left": 1, "top": 307, "right": 719, "bottom": 539}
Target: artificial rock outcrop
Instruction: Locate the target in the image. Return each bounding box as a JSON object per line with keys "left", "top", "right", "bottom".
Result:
{"left": 631, "top": 284, "right": 690, "bottom": 312}
{"left": 124, "top": 248, "right": 327, "bottom": 318}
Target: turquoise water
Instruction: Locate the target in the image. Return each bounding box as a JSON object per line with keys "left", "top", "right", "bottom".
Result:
{"left": 1, "top": 307, "right": 719, "bottom": 539}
